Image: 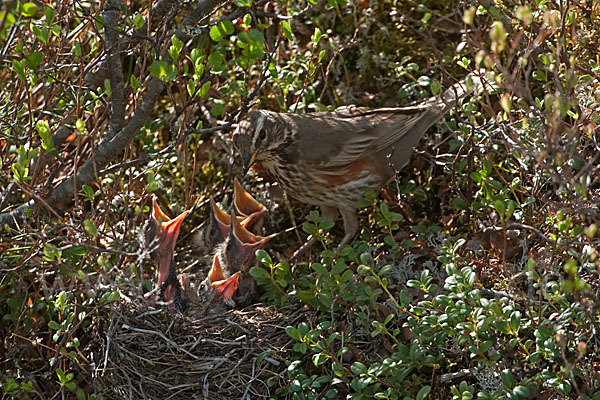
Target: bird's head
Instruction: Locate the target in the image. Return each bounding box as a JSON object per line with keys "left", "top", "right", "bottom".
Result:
{"left": 197, "top": 253, "right": 241, "bottom": 312}
{"left": 232, "top": 110, "right": 287, "bottom": 174}
{"left": 222, "top": 209, "right": 276, "bottom": 272}
{"left": 199, "top": 195, "right": 263, "bottom": 251}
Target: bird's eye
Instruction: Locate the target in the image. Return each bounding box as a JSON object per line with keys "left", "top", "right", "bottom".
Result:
{"left": 258, "top": 128, "right": 266, "bottom": 141}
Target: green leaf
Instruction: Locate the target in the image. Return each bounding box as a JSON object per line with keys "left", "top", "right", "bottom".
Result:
{"left": 493, "top": 200, "right": 506, "bottom": 216}
{"left": 100, "top": 290, "right": 120, "bottom": 305}
{"left": 512, "top": 386, "right": 531, "bottom": 397}
{"left": 452, "top": 197, "right": 466, "bottom": 210}
{"left": 509, "top": 311, "right": 521, "bottom": 333}
{"left": 416, "top": 385, "right": 431, "bottom": 400}
{"left": 31, "top": 24, "right": 50, "bottom": 43}
{"left": 379, "top": 202, "right": 390, "bottom": 218}
{"left": 378, "top": 264, "right": 393, "bottom": 276}
{"left": 210, "top": 20, "right": 234, "bottom": 42}
{"left": 169, "top": 35, "right": 183, "bottom": 63}
{"left": 187, "top": 80, "right": 195, "bottom": 97}
{"left": 36, "top": 120, "right": 54, "bottom": 151}
{"left": 208, "top": 52, "right": 223, "bottom": 69}
{"left": 25, "top": 51, "right": 44, "bottom": 70}
{"left": 399, "top": 290, "right": 410, "bottom": 306}
{"left": 209, "top": 25, "right": 223, "bottom": 41}
{"left": 311, "top": 262, "right": 328, "bottom": 274}
{"left": 331, "top": 262, "right": 346, "bottom": 275}
{"left": 149, "top": 60, "right": 175, "bottom": 81}
{"left": 312, "top": 352, "right": 330, "bottom": 366}
{"left": 285, "top": 326, "right": 302, "bottom": 341}
{"left": 21, "top": 2, "right": 38, "bottom": 17}
{"left": 350, "top": 361, "right": 367, "bottom": 374}
{"left": 241, "top": 13, "right": 252, "bottom": 29}
{"left": 48, "top": 320, "right": 61, "bottom": 330}
{"left": 75, "top": 119, "right": 87, "bottom": 134}
{"left": 311, "top": 27, "right": 322, "bottom": 45}
{"left": 12, "top": 60, "right": 26, "bottom": 82}
{"left": 249, "top": 266, "right": 270, "bottom": 280}
{"left": 317, "top": 49, "right": 325, "bottom": 62}
{"left": 132, "top": 12, "right": 145, "bottom": 29}
{"left": 317, "top": 293, "right": 332, "bottom": 308}
{"left": 500, "top": 369, "right": 516, "bottom": 389}
{"left": 83, "top": 219, "right": 98, "bottom": 237}
{"left": 296, "top": 290, "right": 316, "bottom": 301}
{"left": 236, "top": 0, "right": 252, "bottom": 6}
{"left": 256, "top": 249, "right": 272, "bottom": 265}
{"left": 302, "top": 221, "right": 318, "bottom": 235}
{"left": 480, "top": 340, "right": 493, "bottom": 353}
{"left": 199, "top": 81, "right": 211, "bottom": 99}
{"left": 406, "top": 279, "right": 420, "bottom": 288}
{"left": 319, "top": 220, "right": 334, "bottom": 231}
{"left": 357, "top": 264, "right": 371, "bottom": 275}
{"left": 210, "top": 101, "right": 225, "bottom": 117}
{"left": 146, "top": 172, "right": 158, "bottom": 192}
{"left": 248, "top": 29, "right": 265, "bottom": 43}
{"left": 282, "top": 20, "right": 293, "bottom": 40}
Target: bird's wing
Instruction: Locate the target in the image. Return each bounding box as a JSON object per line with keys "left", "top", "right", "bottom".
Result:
{"left": 290, "top": 75, "right": 481, "bottom": 169}
{"left": 291, "top": 106, "right": 433, "bottom": 169}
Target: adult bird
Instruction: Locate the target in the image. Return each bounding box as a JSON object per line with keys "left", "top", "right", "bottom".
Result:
{"left": 233, "top": 73, "right": 483, "bottom": 246}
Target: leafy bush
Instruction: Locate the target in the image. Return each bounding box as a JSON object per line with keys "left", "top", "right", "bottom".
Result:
{"left": 1, "top": 0, "right": 599, "bottom": 398}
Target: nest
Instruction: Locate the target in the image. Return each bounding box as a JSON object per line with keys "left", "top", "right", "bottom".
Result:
{"left": 94, "top": 300, "right": 307, "bottom": 399}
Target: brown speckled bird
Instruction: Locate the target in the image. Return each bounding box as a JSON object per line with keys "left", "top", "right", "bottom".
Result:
{"left": 233, "top": 74, "right": 482, "bottom": 245}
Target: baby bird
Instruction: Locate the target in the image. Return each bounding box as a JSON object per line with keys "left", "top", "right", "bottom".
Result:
{"left": 198, "top": 209, "right": 276, "bottom": 311}
{"left": 143, "top": 198, "right": 189, "bottom": 312}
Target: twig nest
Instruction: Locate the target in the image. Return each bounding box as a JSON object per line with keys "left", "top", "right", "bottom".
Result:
{"left": 96, "top": 301, "right": 306, "bottom": 399}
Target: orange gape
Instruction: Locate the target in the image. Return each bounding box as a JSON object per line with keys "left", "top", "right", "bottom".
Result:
{"left": 207, "top": 254, "right": 240, "bottom": 300}
{"left": 145, "top": 198, "right": 189, "bottom": 312}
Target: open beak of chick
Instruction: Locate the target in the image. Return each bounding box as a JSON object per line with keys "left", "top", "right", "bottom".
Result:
{"left": 147, "top": 198, "right": 189, "bottom": 310}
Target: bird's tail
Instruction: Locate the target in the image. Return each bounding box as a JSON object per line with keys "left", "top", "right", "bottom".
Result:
{"left": 425, "top": 69, "right": 489, "bottom": 112}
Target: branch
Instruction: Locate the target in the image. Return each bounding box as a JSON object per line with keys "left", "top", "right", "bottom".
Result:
{"left": 84, "top": 0, "right": 181, "bottom": 89}
{"left": 103, "top": 0, "right": 126, "bottom": 137}
{"left": 0, "top": 0, "right": 226, "bottom": 227}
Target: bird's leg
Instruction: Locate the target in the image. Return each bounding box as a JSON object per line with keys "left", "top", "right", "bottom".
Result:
{"left": 338, "top": 208, "right": 359, "bottom": 248}
{"left": 320, "top": 205, "right": 338, "bottom": 224}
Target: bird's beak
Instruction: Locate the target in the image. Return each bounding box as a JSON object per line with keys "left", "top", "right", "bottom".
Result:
{"left": 152, "top": 200, "right": 189, "bottom": 292}
{"left": 209, "top": 197, "right": 231, "bottom": 234}
{"left": 208, "top": 254, "right": 241, "bottom": 300}
{"left": 228, "top": 209, "right": 276, "bottom": 270}
{"left": 152, "top": 197, "right": 170, "bottom": 225}
{"left": 233, "top": 177, "right": 266, "bottom": 218}
{"left": 242, "top": 153, "right": 256, "bottom": 176}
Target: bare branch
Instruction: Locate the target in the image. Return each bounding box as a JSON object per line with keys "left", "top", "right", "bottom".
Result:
{"left": 0, "top": 0, "right": 227, "bottom": 227}
{"left": 103, "top": 0, "right": 126, "bottom": 137}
